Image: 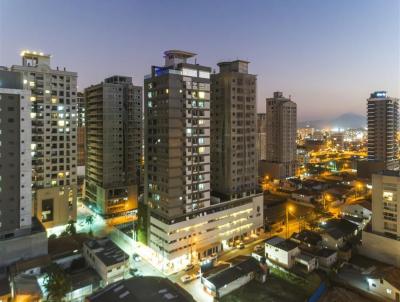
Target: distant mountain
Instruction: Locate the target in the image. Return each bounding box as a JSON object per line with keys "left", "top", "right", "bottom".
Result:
{"left": 298, "top": 113, "right": 366, "bottom": 129}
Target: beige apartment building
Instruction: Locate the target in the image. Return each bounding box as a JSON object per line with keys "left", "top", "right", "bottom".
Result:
{"left": 264, "top": 92, "right": 297, "bottom": 179}
{"left": 211, "top": 60, "right": 258, "bottom": 200}
{"left": 84, "top": 76, "right": 142, "bottom": 223}
{"left": 12, "top": 51, "right": 78, "bottom": 229}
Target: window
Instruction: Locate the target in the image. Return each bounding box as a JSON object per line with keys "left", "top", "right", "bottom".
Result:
{"left": 182, "top": 68, "right": 197, "bottom": 77}
{"left": 199, "top": 71, "right": 210, "bottom": 79}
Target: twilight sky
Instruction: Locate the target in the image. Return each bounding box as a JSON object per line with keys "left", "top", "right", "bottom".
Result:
{"left": 1, "top": 0, "right": 399, "bottom": 121}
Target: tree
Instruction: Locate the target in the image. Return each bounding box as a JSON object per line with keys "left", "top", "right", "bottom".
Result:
{"left": 65, "top": 219, "right": 76, "bottom": 236}
{"left": 85, "top": 215, "right": 94, "bottom": 233}
{"left": 43, "top": 263, "right": 71, "bottom": 302}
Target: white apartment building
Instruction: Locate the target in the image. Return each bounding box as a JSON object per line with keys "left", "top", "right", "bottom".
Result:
{"left": 361, "top": 171, "right": 400, "bottom": 267}
{"left": 12, "top": 50, "right": 78, "bottom": 229}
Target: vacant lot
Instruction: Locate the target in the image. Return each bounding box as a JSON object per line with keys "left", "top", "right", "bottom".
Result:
{"left": 221, "top": 268, "right": 321, "bottom": 302}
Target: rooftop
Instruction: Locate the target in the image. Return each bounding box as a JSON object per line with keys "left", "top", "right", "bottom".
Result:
{"left": 87, "top": 277, "right": 195, "bottom": 302}
{"left": 266, "top": 236, "right": 299, "bottom": 251}
{"left": 321, "top": 218, "right": 358, "bottom": 239}
{"left": 84, "top": 238, "right": 128, "bottom": 267}
{"left": 377, "top": 170, "right": 400, "bottom": 177}
{"left": 205, "top": 256, "right": 261, "bottom": 289}
{"left": 370, "top": 267, "right": 400, "bottom": 290}
{"left": 291, "top": 230, "right": 322, "bottom": 246}
{"left": 315, "top": 248, "right": 337, "bottom": 258}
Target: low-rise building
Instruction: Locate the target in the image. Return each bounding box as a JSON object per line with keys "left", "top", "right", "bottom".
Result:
{"left": 320, "top": 219, "right": 358, "bottom": 250}
{"left": 315, "top": 248, "right": 338, "bottom": 269}
{"left": 265, "top": 236, "right": 300, "bottom": 269}
{"left": 202, "top": 256, "right": 266, "bottom": 299}
{"left": 86, "top": 276, "right": 195, "bottom": 302}
{"left": 340, "top": 202, "right": 372, "bottom": 221}
{"left": 294, "top": 252, "right": 318, "bottom": 272}
{"left": 367, "top": 267, "right": 400, "bottom": 301}
{"left": 291, "top": 230, "right": 323, "bottom": 252}
{"left": 83, "top": 238, "right": 129, "bottom": 285}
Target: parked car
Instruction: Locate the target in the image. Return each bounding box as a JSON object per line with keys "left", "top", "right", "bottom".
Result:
{"left": 254, "top": 244, "right": 263, "bottom": 252}
{"left": 185, "top": 264, "right": 194, "bottom": 271}
{"left": 181, "top": 274, "right": 193, "bottom": 283}
{"left": 132, "top": 253, "right": 141, "bottom": 262}
{"left": 237, "top": 242, "right": 245, "bottom": 249}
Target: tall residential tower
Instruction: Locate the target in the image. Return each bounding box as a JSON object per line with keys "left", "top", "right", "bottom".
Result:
{"left": 12, "top": 51, "right": 78, "bottom": 229}
{"left": 265, "top": 92, "right": 297, "bottom": 179}
{"left": 84, "top": 76, "right": 142, "bottom": 223}
{"left": 144, "top": 51, "right": 262, "bottom": 270}
{"left": 0, "top": 69, "right": 47, "bottom": 268}
{"left": 211, "top": 60, "right": 258, "bottom": 200}
{"left": 367, "top": 91, "right": 399, "bottom": 170}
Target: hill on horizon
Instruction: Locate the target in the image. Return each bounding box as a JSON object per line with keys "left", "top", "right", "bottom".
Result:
{"left": 298, "top": 113, "right": 366, "bottom": 129}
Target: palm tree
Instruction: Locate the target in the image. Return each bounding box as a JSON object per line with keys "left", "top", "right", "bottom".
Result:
{"left": 43, "top": 263, "right": 71, "bottom": 302}
{"left": 85, "top": 215, "right": 94, "bottom": 233}
{"left": 65, "top": 219, "right": 76, "bottom": 236}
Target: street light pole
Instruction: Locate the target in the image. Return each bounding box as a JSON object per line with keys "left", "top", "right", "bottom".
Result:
{"left": 286, "top": 207, "right": 289, "bottom": 239}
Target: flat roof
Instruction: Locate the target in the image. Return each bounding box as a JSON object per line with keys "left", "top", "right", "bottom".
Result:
{"left": 266, "top": 236, "right": 299, "bottom": 251}
{"left": 84, "top": 238, "right": 128, "bottom": 267}
{"left": 206, "top": 256, "right": 261, "bottom": 289}
{"left": 87, "top": 277, "right": 195, "bottom": 302}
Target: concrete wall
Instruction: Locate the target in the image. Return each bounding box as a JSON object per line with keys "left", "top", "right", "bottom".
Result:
{"left": 367, "top": 278, "right": 400, "bottom": 301}
{"left": 265, "top": 245, "right": 300, "bottom": 269}
{"left": 0, "top": 230, "right": 48, "bottom": 268}
{"left": 360, "top": 230, "right": 400, "bottom": 268}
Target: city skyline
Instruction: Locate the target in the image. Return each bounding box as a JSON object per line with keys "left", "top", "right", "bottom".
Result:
{"left": 1, "top": 0, "right": 399, "bottom": 121}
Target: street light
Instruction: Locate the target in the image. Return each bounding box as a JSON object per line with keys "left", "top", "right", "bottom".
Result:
{"left": 286, "top": 205, "right": 295, "bottom": 239}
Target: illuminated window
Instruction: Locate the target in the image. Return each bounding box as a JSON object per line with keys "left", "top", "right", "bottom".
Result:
{"left": 198, "top": 91, "right": 205, "bottom": 99}
{"left": 198, "top": 147, "right": 205, "bottom": 153}
{"left": 51, "top": 98, "right": 57, "bottom": 104}
{"left": 30, "top": 96, "right": 36, "bottom": 101}
{"left": 383, "top": 191, "right": 394, "bottom": 202}
{"left": 148, "top": 92, "right": 152, "bottom": 98}
{"left": 45, "top": 90, "right": 50, "bottom": 94}
{"left": 198, "top": 119, "right": 205, "bottom": 125}
{"left": 58, "top": 120, "right": 65, "bottom": 127}
{"left": 29, "top": 81, "right": 35, "bottom": 87}
{"left": 182, "top": 68, "right": 197, "bottom": 77}
{"left": 199, "top": 71, "right": 210, "bottom": 79}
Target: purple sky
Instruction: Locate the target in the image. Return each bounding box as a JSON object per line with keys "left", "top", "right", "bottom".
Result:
{"left": 1, "top": 0, "right": 399, "bottom": 121}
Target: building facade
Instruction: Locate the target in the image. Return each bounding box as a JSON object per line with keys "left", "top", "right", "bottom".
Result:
{"left": 0, "top": 69, "right": 32, "bottom": 236}
{"left": 361, "top": 171, "right": 400, "bottom": 267}
{"left": 265, "top": 92, "right": 297, "bottom": 179}
{"left": 77, "top": 92, "right": 85, "bottom": 167}
{"left": 144, "top": 51, "right": 263, "bottom": 270}
{"left": 11, "top": 51, "right": 77, "bottom": 229}
{"left": 257, "top": 113, "right": 267, "bottom": 161}
{"left": 210, "top": 60, "right": 258, "bottom": 200}
{"left": 367, "top": 91, "right": 399, "bottom": 170}
{"left": 0, "top": 68, "right": 48, "bottom": 268}
{"left": 84, "top": 76, "right": 142, "bottom": 223}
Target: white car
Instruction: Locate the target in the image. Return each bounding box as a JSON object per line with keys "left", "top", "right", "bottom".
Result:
{"left": 254, "top": 245, "right": 263, "bottom": 252}
{"left": 180, "top": 274, "right": 193, "bottom": 283}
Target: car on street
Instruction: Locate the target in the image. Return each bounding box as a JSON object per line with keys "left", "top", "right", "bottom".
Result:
{"left": 254, "top": 244, "right": 263, "bottom": 252}
{"left": 132, "top": 253, "right": 141, "bottom": 262}
{"left": 181, "top": 274, "right": 194, "bottom": 283}
{"left": 184, "top": 263, "right": 194, "bottom": 271}
{"left": 237, "top": 242, "right": 245, "bottom": 249}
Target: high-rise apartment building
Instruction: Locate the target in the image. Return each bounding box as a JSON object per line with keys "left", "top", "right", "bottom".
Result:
{"left": 257, "top": 113, "right": 267, "bottom": 161}
{"left": 145, "top": 51, "right": 211, "bottom": 217}
{"left": 0, "top": 69, "right": 32, "bottom": 236}
{"left": 367, "top": 91, "right": 399, "bottom": 170}
{"left": 0, "top": 68, "right": 47, "bottom": 268}
{"left": 211, "top": 60, "right": 258, "bottom": 200}
{"left": 144, "top": 51, "right": 263, "bottom": 270}
{"left": 84, "top": 76, "right": 142, "bottom": 223}
{"left": 361, "top": 171, "right": 400, "bottom": 267}
{"left": 265, "top": 92, "right": 297, "bottom": 179}
{"left": 11, "top": 51, "right": 77, "bottom": 229}
{"left": 77, "top": 92, "right": 85, "bottom": 167}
